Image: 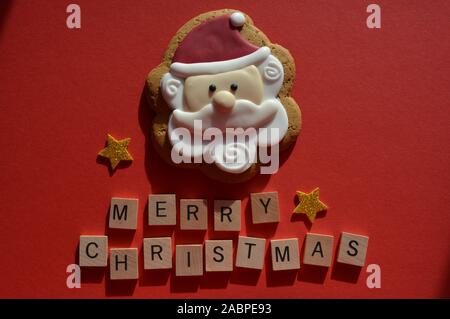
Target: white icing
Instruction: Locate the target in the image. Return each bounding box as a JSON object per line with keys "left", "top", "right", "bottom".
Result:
{"left": 161, "top": 50, "right": 289, "bottom": 174}
{"left": 170, "top": 47, "right": 271, "bottom": 78}
{"left": 161, "top": 73, "right": 184, "bottom": 110}
{"left": 256, "top": 55, "right": 284, "bottom": 100}
{"left": 167, "top": 98, "right": 288, "bottom": 173}
{"left": 162, "top": 74, "right": 181, "bottom": 97}
{"left": 263, "top": 61, "right": 283, "bottom": 82}
{"left": 230, "top": 12, "right": 246, "bottom": 27}
{"left": 213, "top": 141, "right": 257, "bottom": 173}
{"left": 171, "top": 99, "right": 282, "bottom": 132}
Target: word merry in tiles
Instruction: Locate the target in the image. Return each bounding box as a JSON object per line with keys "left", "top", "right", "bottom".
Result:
{"left": 108, "top": 192, "right": 279, "bottom": 232}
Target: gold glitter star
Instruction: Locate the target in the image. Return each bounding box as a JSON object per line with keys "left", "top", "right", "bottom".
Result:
{"left": 98, "top": 134, "right": 133, "bottom": 170}
{"left": 293, "top": 188, "right": 327, "bottom": 223}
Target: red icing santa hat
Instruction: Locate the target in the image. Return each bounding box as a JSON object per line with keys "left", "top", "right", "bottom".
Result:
{"left": 170, "top": 12, "right": 271, "bottom": 78}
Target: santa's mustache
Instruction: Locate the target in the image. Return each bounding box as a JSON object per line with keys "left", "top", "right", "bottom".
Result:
{"left": 171, "top": 99, "right": 281, "bottom": 132}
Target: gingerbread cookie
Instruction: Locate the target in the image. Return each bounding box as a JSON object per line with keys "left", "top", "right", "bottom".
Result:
{"left": 146, "top": 9, "right": 301, "bottom": 183}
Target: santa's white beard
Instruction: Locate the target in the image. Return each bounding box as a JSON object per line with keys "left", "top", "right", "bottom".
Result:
{"left": 168, "top": 98, "right": 288, "bottom": 174}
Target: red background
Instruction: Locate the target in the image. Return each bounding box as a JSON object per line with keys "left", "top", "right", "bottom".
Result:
{"left": 0, "top": 0, "right": 449, "bottom": 298}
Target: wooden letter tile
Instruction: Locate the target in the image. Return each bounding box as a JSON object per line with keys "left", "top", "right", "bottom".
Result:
{"left": 250, "top": 192, "right": 280, "bottom": 224}
{"left": 337, "top": 232, "right": 369, "bottom": 267}
{"left": 109, "top": 248, "right": 139, "bottom": 280}
{"left": 205, "top": 240, "right": 233, "bottom": 272}
{"left": 235, "top": 236, "right": 266, "bottom": 270}
{"left": 79, "top": 235, "right": 108, "bottom": 267}
{"left": 303, "top": 233, "right": 334, "bottom": 267}
{"left": 176, "top": 244, "right": 203, "bottom": 276}
{"left": 143, "top": 237, "right": 172, "bottom": 270}
{"left": 148, "top": 194, "right": 176, "bottom": 226}
{"left": 180, "top": 199, "right": 207, "bottom": 230}
{"left": 109, "top": 197, "right": 138, "bottom": 230}
{"left": 271, "top": 238, "right": 300, "bottom": 271}
{"left": 214, "top": 200, "right": 241, "bottom": 231}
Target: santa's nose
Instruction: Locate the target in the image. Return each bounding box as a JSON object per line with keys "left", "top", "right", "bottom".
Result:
{"left": 212, "top": 90, "right": 235, "bottom": 112}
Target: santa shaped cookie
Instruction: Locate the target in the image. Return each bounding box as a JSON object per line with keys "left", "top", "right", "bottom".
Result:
{"left": 147, "top": 9, "right": 301, "bottom": 183}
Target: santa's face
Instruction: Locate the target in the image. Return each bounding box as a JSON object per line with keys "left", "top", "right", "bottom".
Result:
{"left": 184, "top": 65, "right": 263, "bottom": 112}
{"left": 150, "top": 11, "right": 300, "bottom": 176}
{"left": 161, "top": 54, "right": 289, "bottom": 174}
{"left": 169, "top": 64, "right": 286, "bottom": 134}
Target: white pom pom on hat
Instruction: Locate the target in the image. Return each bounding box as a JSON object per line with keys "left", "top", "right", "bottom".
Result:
{"left": 230, "top": 12, "right": 246, "bottom": 27}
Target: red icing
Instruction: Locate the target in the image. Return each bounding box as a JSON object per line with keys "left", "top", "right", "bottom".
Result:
{"left": 173, "top": 15, "right": 259, "bottom": 64}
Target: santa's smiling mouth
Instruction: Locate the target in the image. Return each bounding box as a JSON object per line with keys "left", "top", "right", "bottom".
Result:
{"left": 171, "top": 99, "right": 281, "bottom": 132}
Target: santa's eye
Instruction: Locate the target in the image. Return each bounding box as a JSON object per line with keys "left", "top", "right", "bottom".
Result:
{"left": 209, "top": 84, "right": 216, "bottom": 92}
{"left": 230, "top": 83, "right": 238, "bottom": 91}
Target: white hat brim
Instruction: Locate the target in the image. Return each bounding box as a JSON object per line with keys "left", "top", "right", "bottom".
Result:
{"left": 170, "top": 47, "right": 271, "bottom": 78}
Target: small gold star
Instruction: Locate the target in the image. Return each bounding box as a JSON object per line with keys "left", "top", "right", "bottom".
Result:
{"left": 98, "top": 134, "right": 133, "bottom": 170}
{"left": 293, "top": 187, "right": 327, "bottom": 223}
